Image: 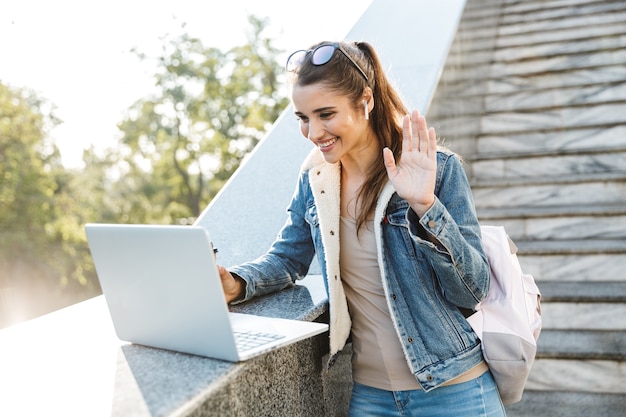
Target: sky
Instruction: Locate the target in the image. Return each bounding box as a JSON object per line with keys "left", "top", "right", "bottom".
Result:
{"left": 1, "top": 0, "right": 372, "bottom": 168}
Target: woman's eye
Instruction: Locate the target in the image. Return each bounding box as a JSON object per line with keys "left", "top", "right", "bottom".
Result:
{"left": 320, "top": 112, "right": 333, "bottom": 119}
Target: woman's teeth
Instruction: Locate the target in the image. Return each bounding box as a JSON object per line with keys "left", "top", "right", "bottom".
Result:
{"left": 319, "top": 137, "right": 338, "bottom": 149}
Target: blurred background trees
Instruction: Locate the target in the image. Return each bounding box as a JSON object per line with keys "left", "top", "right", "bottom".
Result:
{"left": 0, "top": 16, "right": 289, "bottom": 328}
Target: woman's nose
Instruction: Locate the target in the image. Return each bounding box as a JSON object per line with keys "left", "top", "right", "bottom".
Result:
{"left": 307, "top": 120, "right": 324, "bottom": 141}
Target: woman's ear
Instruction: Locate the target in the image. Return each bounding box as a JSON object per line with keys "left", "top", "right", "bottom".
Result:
{"left": 362, "top": 87, "right": 374, "bottom": 119}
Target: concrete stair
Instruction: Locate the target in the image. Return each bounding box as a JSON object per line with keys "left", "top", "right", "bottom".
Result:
{"left": 428, "top": 0, "right": 626, "bottom": 415}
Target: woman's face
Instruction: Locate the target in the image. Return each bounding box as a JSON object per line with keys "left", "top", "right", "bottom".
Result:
{"left": 292, "top": 83, "right": 373, "bottom": 165}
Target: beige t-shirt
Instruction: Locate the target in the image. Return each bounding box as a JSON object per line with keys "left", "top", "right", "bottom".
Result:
{"left": 339, "top": 217, "right": 422, "bottom": 391}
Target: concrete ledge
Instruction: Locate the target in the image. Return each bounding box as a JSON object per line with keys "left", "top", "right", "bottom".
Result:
{"left": 0, "top": 275, "right": 343, "bottom": 417}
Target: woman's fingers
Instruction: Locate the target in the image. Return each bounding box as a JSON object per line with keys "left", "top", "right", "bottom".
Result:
{"left": 428, "top": 126, "right": 437, "bottom": 154}
{"left": 401, "top": 109, "right": 437, "bottom": 159}
{"left": 383, "top": 147, "right": 398, "bottom": 178}
{"left": 402, "top": 113, "right": 411, "bottom": 153}
{"left": 402, "top": 110, "right": 433, "bottom": 154}
{"left": 418, "top": 112, "right": 430, "bottom": 154}
{"left": 411, "top": 109, "right": 420, "bottom": 151}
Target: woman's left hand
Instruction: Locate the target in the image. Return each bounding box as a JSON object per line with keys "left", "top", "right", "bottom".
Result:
{"left": 383, "top": 109, "right": 437, "bottom": 217}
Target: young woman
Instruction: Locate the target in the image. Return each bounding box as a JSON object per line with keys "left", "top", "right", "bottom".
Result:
{"left": 218, "top": 41, "right": 506, "bottom": 416}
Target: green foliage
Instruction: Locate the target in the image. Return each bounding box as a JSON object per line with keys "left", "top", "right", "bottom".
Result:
{"left": 0, "top": 83, "right": 100, "bottom": 327}
{"left": 113, "top": 15, "right": 289, "bottom": 222}
{"left": 0, "top": 15, "right": 288, "bottom": 327}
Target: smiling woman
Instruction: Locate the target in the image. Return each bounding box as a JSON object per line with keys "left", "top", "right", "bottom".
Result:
{"left": 217, "top": 39, "right": 506, "bottom": 416}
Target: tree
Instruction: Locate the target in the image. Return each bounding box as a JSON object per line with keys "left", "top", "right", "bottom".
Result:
{"left": 113, "top": 15, "right": 289, "bottom": 224}
{"left": 0, "top": 83, "right": 100, "bottom": 327}
{"left": 0, "top": 15, "right": 288, "bottom": 327}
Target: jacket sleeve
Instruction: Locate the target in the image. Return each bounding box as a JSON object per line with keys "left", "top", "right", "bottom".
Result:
{"left": 229, "top": 171, "right": 317, "bottom": 303}
{"left": 406, "top": 152, "right": 489, "bottom": 309}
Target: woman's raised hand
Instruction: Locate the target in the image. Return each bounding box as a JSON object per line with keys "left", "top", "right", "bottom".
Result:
{"left": 383, "top": 110, "right": 437, "bottom": 217}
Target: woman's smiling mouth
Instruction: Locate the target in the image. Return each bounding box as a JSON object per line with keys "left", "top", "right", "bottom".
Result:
{"left": 318, "top": 137, "right": 338, "bottom": 151}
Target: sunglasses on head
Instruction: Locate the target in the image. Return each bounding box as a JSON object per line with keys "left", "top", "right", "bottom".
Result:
{"left": 286, "top": 43, "right": 369, "bottom": 83}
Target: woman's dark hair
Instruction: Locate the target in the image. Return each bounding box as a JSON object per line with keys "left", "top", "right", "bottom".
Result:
{"left": 290, "top": 41, "right": 409, "bottom": 232}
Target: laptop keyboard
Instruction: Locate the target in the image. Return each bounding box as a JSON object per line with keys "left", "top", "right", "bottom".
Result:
{"left": 233, "top": 329, "right": 285, "bottom": 352}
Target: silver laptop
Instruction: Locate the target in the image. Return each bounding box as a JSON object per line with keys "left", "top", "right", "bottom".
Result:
{"left": 85, "top": 223, "right": 328, "bottom": 361}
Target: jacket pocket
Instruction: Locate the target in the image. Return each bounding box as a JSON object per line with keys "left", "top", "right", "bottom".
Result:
{"left": 304, "top": 203, "right": 319, "bottom": 227}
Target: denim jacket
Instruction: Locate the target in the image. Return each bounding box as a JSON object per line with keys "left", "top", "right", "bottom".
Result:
{"left": 230, "top": 148, "right": 490, "bottom": 391}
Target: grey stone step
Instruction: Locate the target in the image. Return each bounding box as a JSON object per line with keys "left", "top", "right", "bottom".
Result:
{"left": 458, "top": 4, "right": 501, "bottom": 24}
{"left": 505, "top": 390, "right": 626, "bottom": 417}
{"left": 473, "top": 125, "right": 626, "bottom": 156}
{"left": 525, "top": 358, "right": 626, "bottom": 393}
{"left": 480, "top": 213, "right": 626, "bottom": 241}
{"left": 470, "top": 149, "right": 626, "bottom": 181}
{"left": 471, "top": 173, "right": 626, "bottom": 208}
{"left": 515, "top": 239, "right": 626, "bottom": 256}
{"left": 454, "top": 26, "right": 626, "bottom": 68}
{"left": 436, "top": 102, "right": 626, "bottom": 138}
{"left": 493, "top": 32, "right": 626, "bottom": 64}
{"left": 501, "top": 0, "right": 626, "bottom": 20}
{"left": 497, "top": 48, "right": 626, "bottom": 79}
{"left": 519, "top": 252, "right": 626, "bottom": 282}
{"left": 485, "top": 80, "right": 626, "bottom": 112}
{"left": 471, "top": 169, "right": 626, "bottom": 187}
{"left": 433, "top": 80, "right": 626, "bottom": 114}
{"left": 478, "top": 203, "right": 626, "bottom": 220}
{"left": 537, "top": 329, "right": 626, "bottom": 360}
{"left": 539, "top": 281, "right": 626, "bottom": 303}
{"left": 457, "top": 19, "right": 626, "bottom": 55}
{"left": 500, "top": 4, "right": 626, "bottom": 38}
{"left": 436, "top": 44, "right": 626, "bottom": 93}
{"left": 497, "top": 19, "right": 626, "bottom": 49}
{"left": 478, "top": 204, "right": 626, "bottom": 241}
{"left": 463, "top": 5, "right": 626, "bottom": 40}
{"left": 515, "top": 239, "right": 626, "bottom": 282}
{"left": 499, "top": 3, "right": 626, "bottom": 35}
{"left": 481, "top": 103, "right": 626, "bottom": 136}
{"left": 489, "top": 66, "right": 626, "bottom": 96}
{"left": 541, "top": 302, "right": 626, "bottom": 330}
{"left": 436, "top": 62, "right": 626, "bottom": 97}
{"left": 470, "top": 144, "right": 626, "bottom": 163}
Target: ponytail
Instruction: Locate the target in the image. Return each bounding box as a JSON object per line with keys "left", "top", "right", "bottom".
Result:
{"left": 352, "top": 41, "right": 408, "bottom": 232}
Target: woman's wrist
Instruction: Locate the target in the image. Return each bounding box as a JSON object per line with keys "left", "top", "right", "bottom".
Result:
{"left": 409, "top": 198, "right": 435, "bottom": 218}
{"left": 228, "top": 273, "right": 246, "bottom": 304}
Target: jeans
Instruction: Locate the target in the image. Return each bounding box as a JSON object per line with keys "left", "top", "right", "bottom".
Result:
{"left": 348, "top": 372, "right": 506, "bottom": 417}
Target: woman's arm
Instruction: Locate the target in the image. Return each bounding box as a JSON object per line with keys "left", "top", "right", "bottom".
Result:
{"left": 220, "top": 172, "right": 317, "bottom": 304}
{"left": 409, "top": 153, "right": 489, "bottom": 309}
{"left": 383, "top": 110, "right": 489, "bottom": 308}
